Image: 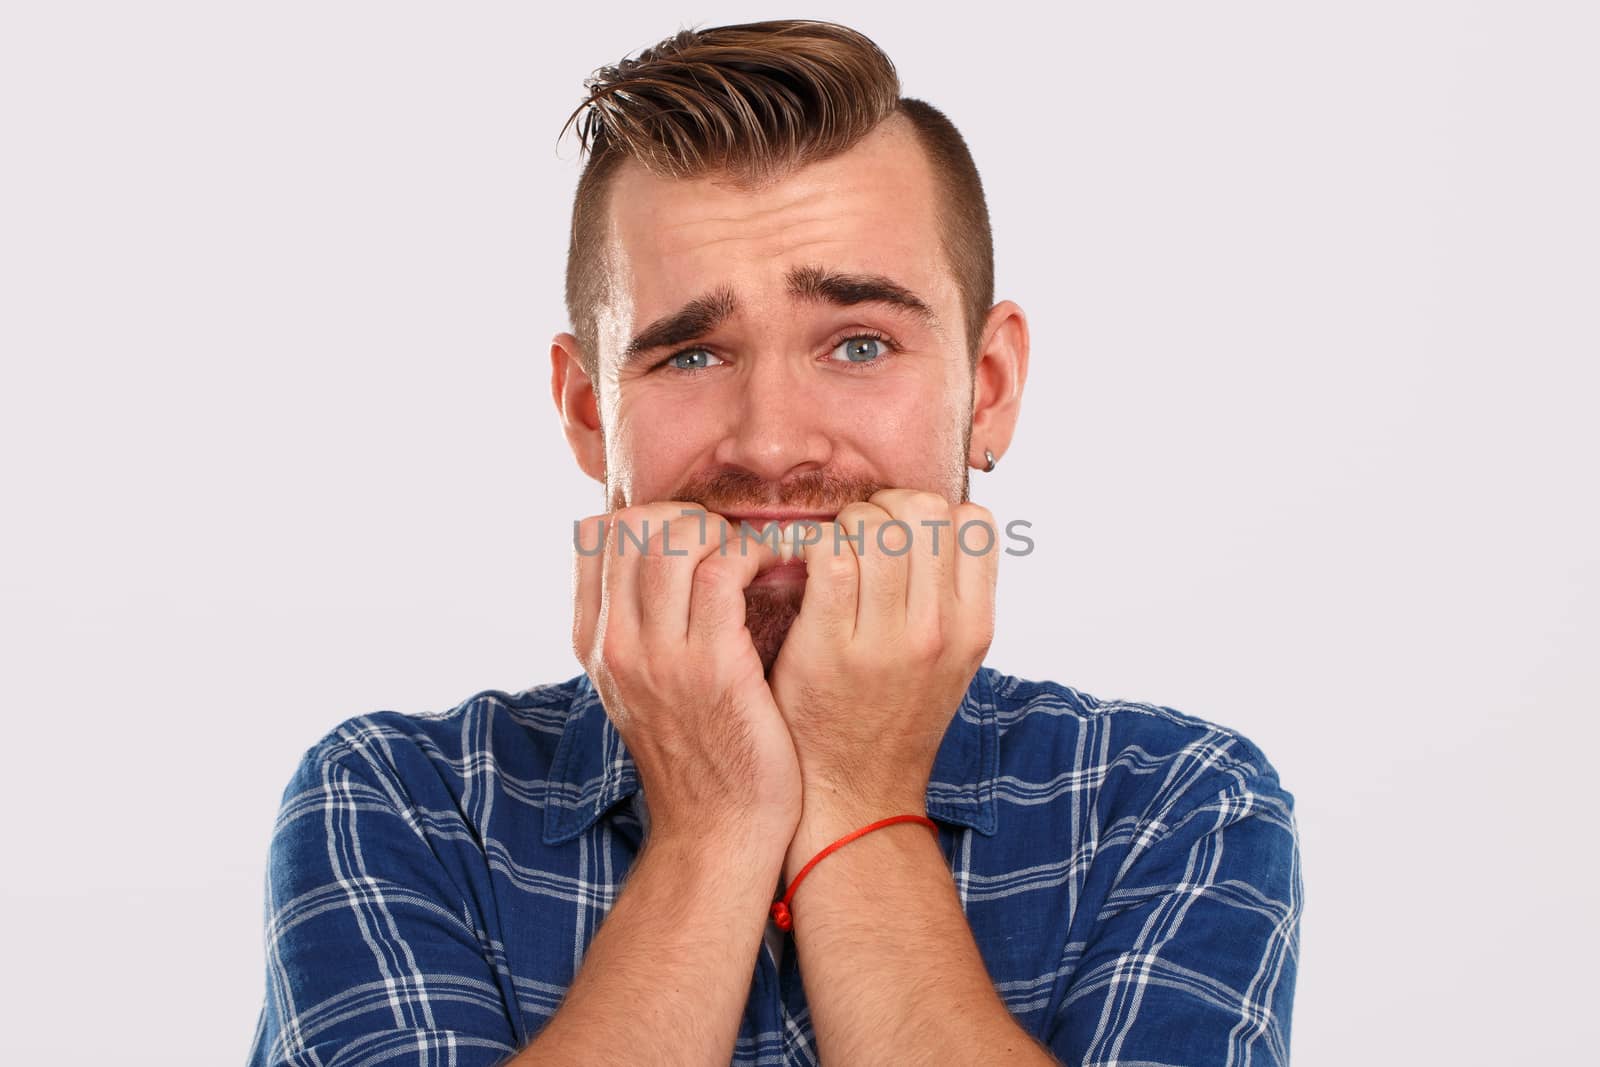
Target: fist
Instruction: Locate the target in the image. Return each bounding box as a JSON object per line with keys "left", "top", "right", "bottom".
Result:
{"left": 572, "top": 504, "right": 804, "bottom": 844}
{"left": 768, "top": 490, "right": 1000, "bottom": 830}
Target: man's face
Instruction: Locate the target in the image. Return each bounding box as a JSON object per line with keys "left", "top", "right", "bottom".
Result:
{"left": 584, "top": 115, "right": 977, "bottom": 668}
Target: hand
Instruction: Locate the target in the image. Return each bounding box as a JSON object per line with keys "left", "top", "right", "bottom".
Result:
{"left": 768, "top": 490, "right": 999, "bottom": 869}
{"left": 572, "top": 504, "right": 803, "bottom": 847}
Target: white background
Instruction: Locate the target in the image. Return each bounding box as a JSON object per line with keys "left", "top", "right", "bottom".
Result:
{"left": 2, "top": 2, "right": 1595, "bottom": 1063}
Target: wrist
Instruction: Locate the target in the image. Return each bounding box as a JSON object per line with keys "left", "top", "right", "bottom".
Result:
{"left": 785, "top": 792, "right": 934, "bottom": 883}
{"left": 646, "top": 816, "right": 792, "bottom": 884}
{"left": 797, "top": 780, "right": 928, "bottom": 833}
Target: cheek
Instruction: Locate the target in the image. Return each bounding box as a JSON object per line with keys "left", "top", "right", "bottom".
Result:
{"left": 608, "top": 398, "right": 718, "bottom": 503}
{"left": 831, "top": 377, "right": 967, "bottom": 475}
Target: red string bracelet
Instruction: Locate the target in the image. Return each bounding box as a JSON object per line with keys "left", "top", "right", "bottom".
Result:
{"left": 769, "top": 813, "right": 940, "bottom": 932}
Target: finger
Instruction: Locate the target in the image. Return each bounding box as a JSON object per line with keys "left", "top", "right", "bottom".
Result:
{"left": 634, "top": 505, "right": 717, "bottom": 648}
{"left": 871, "top": 489, "right": 956, "bottom": 629}
{"left": 952, "top": 502, "right": 1001, "bottom": 612}
{"left": 686, "top": 517, "right": 784, "bottom": 644}
{"left": 844, "top": 501, "right": 906, "bottom": 638}
{"left": 795, "top": 510, "right": 866, "bottom": 640}
{"left": 600, "top": 502, "right": 687, "bottom": 636}
{"left": 571, "top": 513, "right": 610, "bottom": 663}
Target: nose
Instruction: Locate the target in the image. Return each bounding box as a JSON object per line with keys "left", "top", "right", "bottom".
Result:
{"left": 713, "top": 351, "right": 833, "bottom": 483}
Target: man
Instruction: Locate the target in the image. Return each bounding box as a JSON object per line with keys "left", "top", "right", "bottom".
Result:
{"left": 248, "top": 19, "right": 1301, "bottom": 1067}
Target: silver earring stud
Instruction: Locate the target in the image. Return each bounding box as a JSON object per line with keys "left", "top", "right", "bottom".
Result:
{"left": 983, "top": 449, "right": 997, "bottom": 472}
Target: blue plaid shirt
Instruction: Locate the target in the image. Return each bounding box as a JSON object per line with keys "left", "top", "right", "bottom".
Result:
{"left": 248, "top": 666, "right": 1302, "bottom": 1065}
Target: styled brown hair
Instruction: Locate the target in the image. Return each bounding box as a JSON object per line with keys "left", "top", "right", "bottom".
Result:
{"left": 559, "top": 19, "right": 994, "bottom": 383}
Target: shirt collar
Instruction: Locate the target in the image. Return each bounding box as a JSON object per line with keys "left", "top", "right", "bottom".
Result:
{"left": 542, "top": 666, "right": 1001, "bottom": 845}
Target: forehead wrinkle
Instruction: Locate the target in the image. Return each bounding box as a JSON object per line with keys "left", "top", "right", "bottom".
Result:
{"left": 647, "top": 174, "right": 839, "bottom": 232}
{"left": 650, "top": 216, "right": 856, "bottom": 262}
{"left": 642, "top": 178, "right": 892, "bottom": 256}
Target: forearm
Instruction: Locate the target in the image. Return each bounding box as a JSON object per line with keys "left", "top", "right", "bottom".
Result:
{"left": 784, "top": 814, "right": 1059, "bottom": 1065}
{"left": 512, "top": 824, "right": 785, "bottom": 1066}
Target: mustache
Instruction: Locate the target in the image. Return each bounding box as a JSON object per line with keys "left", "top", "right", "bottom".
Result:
{"left": 668, "top": 467, "right": 884, "bottom": 516}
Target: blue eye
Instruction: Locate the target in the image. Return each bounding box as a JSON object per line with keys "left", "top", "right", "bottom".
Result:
{"left": 665, "top": 348, "right": 724, "bottom": 371}
{"left": 831, "top": 335, "right": 888, "bottom": 363}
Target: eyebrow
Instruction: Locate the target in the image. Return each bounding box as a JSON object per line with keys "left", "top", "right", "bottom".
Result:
{"left": 620, "top": 264, "right": 941, "bottom": 365}
{"left": 622, "top": 286, "right": 738, "bottom": 365}
{"left": 786, "top": 264, "right": 940, "bottom": 331}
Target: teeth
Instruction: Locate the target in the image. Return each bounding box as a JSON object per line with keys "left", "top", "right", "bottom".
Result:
{"left": 758, "top": 521, "right": 807, "bottom": 561}
{"left": 742, "top": 521, "right": 819, "bottom": 563}
{"left": 758, "top": 521, "right": 789, "bottom": 561}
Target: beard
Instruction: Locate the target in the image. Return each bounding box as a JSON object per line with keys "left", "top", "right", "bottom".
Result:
{"left": 745, "top": 581, "right": 804, "bottom": 675}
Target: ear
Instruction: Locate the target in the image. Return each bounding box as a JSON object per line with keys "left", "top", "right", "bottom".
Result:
{"left": 550, "top": 332, "right": 606, "bottom": 483}
{"left": 967, "top": 300, "right": 1030, "bottom": 468}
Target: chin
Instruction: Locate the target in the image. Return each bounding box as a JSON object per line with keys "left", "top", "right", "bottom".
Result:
{"left": 745, "top": 584, "right": 802, "bottom": 675}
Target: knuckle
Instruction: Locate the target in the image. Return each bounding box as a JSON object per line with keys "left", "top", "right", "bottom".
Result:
{"left": 974, "top": 617, "right": 996, "bottom": 651}
{"left": 638, "top": 540, "right": 677, "bottom": 571}
{"left": 954, "top": 502, "right": 996, "bottom": 528}
{"left": 866, "top": 515, "right": 903, "bottom": 550}
{"left": 598, "top": 626, "right": 634, "bottom": 672}
{"left": 691, "top": 552, "right": 734, "bottom": 591}
{"left": 836, "top": 501, "right": 880, "bottom": 526}
{"left": 965, "top": 601, "right": 996, "bottom": 650}
{"left": 634, "top": 557, "right": 676, "bottom": 602}
{"left": 817, "top": 541, "right": 858, "bottom": 576}
{"left": 909, "top": 625, "right": 945, "bottom": 659}
{"left": 909, "top": 490, "right": 949, "bottom": 516}
{"left": 869, "top": 487, "right": 912, "bottom": 509}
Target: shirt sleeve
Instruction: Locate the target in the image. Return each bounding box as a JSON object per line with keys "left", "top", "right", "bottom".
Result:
{"left": 247, "top": 742, "right": 521, "bottom": 1067}
{"left": 1043, "top": 764, "right": 1303, "bottom": 1067}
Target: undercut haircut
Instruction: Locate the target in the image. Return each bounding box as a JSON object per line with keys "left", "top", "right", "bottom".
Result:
{"left": 559, "top": 19, "right": 995, "bottom": 384}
